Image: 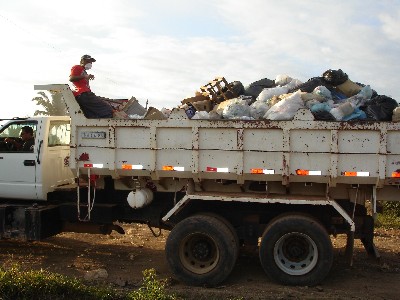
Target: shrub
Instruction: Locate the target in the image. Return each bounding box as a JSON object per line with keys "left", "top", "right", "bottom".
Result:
{"left": 0, "top": 266, "right": 176, "bottom": 300}
{"left": 377, "top": 201, "right": 400, "bottom": 229}
{"left": 127, "top": 269, "right": 176, "bottom": 300}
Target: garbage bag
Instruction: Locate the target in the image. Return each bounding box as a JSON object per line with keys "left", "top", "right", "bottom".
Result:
{"left": 222, "top": 98, "right": 251, "bottom": 119}
{"left": 330, "top": 89, "right": 347, "bottom": 102}
{"left": 313, "top": 86, "right": 332, "bottom": 100}
{"left": 264, "top": 91, "right": 304, "bottom": 120}
{"left": 284, "top": 79, "right": 303, "bottom": 91}
{"left": 346, "top": 85, "right": 373, "bottom": 108}
{"left": 310, "top": 102, "right": 332, "bottom": 114}
{"left": 244, "top": 78, "right": 275, "bottom": 99}
{"left": 275, "top": 74, "right": 292, "bottom": 86}
{"left": 304, "top": 99, "right": 321, "bottom": 109}
{"left": 192, "top": 111, "right": 211, "bottom": 120}
{"left": 322, "top": 69, "right": 348, "bottom": 86}
{"left": 336, "top": 79, "right": 362, "bottom": 97}
{"left": 249, "top": 100, "right": 271, "bottom": 119}
{"left": 311, "top": 110, "right": 336, "bottom": 121}
{"left": 230, "top": 81, "right": 245, "bottom": 97}
{"left": 256, "top": 86, "right": 289, "bottom": 102}
{"left": 330, "top": 102, "right": 355, "bottom": 121}
{"left": 342, "top": 108, "right": 367, "bottom": 121}
{"left": 360, "top": 95, "right": 398, "bottom": 121}
{"left": 288, "top": 77, "right": 332, "bottom": 93}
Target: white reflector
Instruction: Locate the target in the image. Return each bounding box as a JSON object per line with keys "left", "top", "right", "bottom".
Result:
{"left": 173, "top": 166, "right": 185, "bottom": 172}
{"left": 308, "top": 170, "right": 322, "bottom": 176}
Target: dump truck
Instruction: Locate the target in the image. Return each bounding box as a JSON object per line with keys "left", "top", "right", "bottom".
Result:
{"left": 0, "top": 84, "right": 399, "bottom": 287}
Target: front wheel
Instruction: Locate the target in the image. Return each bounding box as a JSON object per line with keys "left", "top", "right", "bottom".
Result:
{"left": 165, "top": 214, "right": 238, "bottom": 286}
{"left": 259, "top": 214, "right": 333, "bottom": 286}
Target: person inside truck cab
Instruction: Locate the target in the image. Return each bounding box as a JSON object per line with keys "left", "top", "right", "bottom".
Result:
{"left": 69, "top": 54, "right": 117, "bottom": 119}
{"left": 3, "top": 126, "right": 35, "bottom": 151}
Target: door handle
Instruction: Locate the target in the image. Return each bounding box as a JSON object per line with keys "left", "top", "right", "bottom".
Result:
{"left": 24, "top": 160, "right": 36, "bottom": 166}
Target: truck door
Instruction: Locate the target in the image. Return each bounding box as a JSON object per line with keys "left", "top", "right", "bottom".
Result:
{"left": 0, "top": 121, "right": 39, "bottom": 200}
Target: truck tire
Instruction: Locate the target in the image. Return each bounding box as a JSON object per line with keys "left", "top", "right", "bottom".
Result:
{"left": 165, "top": 214, "right": 238, "bottom": 286}
{"left": 259, "top": 214, "right": 333, "bottom": 286}
{"left": 199, "top": 212, "right": 240, "bottom": 259}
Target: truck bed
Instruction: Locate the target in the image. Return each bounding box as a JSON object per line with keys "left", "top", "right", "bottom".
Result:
{"left": 37, "top": 84, "right": 400, "bottom": 202}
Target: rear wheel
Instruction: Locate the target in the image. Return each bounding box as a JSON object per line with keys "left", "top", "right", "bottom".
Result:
{"left": 259, "top": 214, "right": 333, "bottom": 286}
{"left": 165, "top": 214, "right": 238, "bottom": 286}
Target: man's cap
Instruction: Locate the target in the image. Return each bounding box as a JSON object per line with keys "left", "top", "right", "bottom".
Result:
{"left": 81, "top": 54, "right": 96, "bottom": 62}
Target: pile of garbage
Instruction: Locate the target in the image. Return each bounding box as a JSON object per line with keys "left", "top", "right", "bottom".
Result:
{"left": 175, "top": 70, "right": 399, "bottom": 122}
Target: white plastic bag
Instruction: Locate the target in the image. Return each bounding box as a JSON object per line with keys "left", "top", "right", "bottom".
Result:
{"left": 275, "top": 74, "right": 292, "bottom": 86}
{"left": 249, "top": 100, "right": 271, "bottom": 119}
{"left": 347, "top": 85, "right": 373, "bottom": 107}
{"left": 264, "top": 91, "right": 304, "bottom": 120}
{"left": 284, "top": 78, "right": 303, "bottom": 90}
{"left": 222, "top": 98, "right": 251, "bottom": 119}
{"left": 256, "top": 86, "right": 289, "bottom": 102}
{"left": 191, "top": 111, "right": 210, "bottom": 120}
{"left": 313, "top": 86, "right": 332, "bottom": 100}
{"left": 128, "top": 114, "right": 144, "bottom": 119}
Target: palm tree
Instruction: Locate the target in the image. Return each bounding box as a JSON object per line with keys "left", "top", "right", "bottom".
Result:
{"left": 32, "top": 91, "right": 68, "bottom": 116}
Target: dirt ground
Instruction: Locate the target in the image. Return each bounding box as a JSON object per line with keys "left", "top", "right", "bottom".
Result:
{"left": 0, "top": 224, "right": 399, "bottom": 300}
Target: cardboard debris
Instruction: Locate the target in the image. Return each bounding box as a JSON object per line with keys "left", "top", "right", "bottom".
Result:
{"left": 181, "top": 94, "right": 209, "bottom": 105}
{"left": 192, "top": 100, "right": 212, "bottom": 112}
{"left": 123, "top": 97, "right": 147, "bottom": 116}
{"left": 144, "top": 107, "right": 167, "bottom": 120}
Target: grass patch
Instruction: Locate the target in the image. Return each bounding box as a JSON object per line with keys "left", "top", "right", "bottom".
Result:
{"left": 377, "top": 201, "right": 400, "bottom": 229}
{"left": 0, "top": 266, "right": 177, "bottom": 300}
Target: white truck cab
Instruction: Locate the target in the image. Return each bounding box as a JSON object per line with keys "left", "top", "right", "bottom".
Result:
{"left": 0, "top": 116, "right": 75, "bottom": 200}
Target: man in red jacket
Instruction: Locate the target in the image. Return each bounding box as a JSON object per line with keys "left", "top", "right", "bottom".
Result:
{"left": 69, "top": 55, "right": 114, "bottom": 118}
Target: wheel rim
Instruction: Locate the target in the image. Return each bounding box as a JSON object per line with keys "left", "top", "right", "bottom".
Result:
{"left": 273, "top": 232, "right": 318, "bottom": 276}
{"left": 179, "top": 233, "right": 220, "bottom": 274}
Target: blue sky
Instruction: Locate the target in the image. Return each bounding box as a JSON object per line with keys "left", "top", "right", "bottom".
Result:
{"left": 0, "top": 0, "right": 399, "bottom": 119}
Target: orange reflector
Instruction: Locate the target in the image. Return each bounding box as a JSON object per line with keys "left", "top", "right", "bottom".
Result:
{"left": 296, "top": 169, "right": 309, "bottom": 176}
{"left": 162, "top": 165, "right": 174, "bottom": 171}
{"left": 251, "top": 168, "right": 264, "bottom": 174}
{"left": 344, "top": 171, "right": 357, "bottom": 176}
{"left": 122, "top": 164, "right": 132, "bottom": 170}
{"left": 392, "top": 172, "right": 400, "bottom": 178}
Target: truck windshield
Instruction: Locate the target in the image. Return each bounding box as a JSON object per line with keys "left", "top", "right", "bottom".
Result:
{"left": 48, "top": 121, "right": 71, "bottom": 147}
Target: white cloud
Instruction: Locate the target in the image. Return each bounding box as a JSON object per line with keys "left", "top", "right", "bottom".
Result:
{"left": 0, "top": 0, "right": 399, "bottom": 119}
{"left": 379, "top": 9, "right": 400, "bottom": 41}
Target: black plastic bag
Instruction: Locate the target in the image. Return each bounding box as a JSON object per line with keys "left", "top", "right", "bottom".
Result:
{"left": 360, "top": 95, "right": 398, "bottom": 121}
{"left": 312, "top": 110, "right": 336, "bottom": 121}
{"left": 244, "top": 78, "right": 275, "bottom": 100}
{"left": 288, "top": 77, "right": 332, "bottom": 93}
{"left": 322, "top": 69, "right": 348, "bottom": 86}
{"left": 229, "top": 81, "right": 245, "bottom": 97}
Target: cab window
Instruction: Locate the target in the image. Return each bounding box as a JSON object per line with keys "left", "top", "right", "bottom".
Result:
{"left": 48, "top": 121, "right": 71, "bottom": 147}
{"left": 0, "top": 121, "right": 37, "bottom": 152}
